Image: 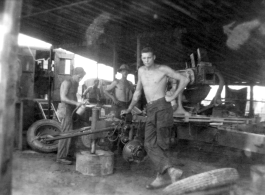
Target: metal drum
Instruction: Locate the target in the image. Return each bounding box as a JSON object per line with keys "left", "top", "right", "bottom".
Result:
{"left": 76, "top": 150, "right": 114, "bottom": 176}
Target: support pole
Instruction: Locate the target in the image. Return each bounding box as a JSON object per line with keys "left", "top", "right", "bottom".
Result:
{"left": 249, "top": 85, "right": 254, "bottom": 117}
{"left": 0, "top": 0, "right": 22, "bottom": 194}
{"left": 90, "top": 108, "right": 100, "bottom": 154}
{"left": 47, "top": 47, "right": 53, "bottom": 119}
{"left": 136, "top": 36, "right": 141, "bottom": 70}
{"left": 136, "top": 36, "right": 141, "bottom": 84}
{"left": 112, "top": 43, "right": 117, "bottom": 80}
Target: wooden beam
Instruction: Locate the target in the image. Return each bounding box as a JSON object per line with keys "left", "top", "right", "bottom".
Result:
{"left": 177, "top": 125, "right": 265, "bottom": 155}
{"left": 249, "top": 85, "right": 254, "bottom": 117}
{"left": 22, "top": 0, "right": 93, "bottom": 18}
{"left": 136, "top": 36, "right": 141, "bottom": 70}
{"left": 112, "top": 43, "right": 117, "bottom": 80}
{"left": 0, "top": 0, "right": 22, "bottom": 194}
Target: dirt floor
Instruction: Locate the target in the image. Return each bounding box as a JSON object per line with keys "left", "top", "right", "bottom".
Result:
{"left": 11, "top": 140, "right": 265, "bottom": 195}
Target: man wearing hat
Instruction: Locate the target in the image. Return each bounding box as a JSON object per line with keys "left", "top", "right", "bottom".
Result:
{"left": 57, "top": 67, "right": 86, "bottom": 165}
{"left": 82, "top": 79, "right": 102, "bottom": 104}
{"left": 104, "top": 64, "right": 134, "bottom": 118}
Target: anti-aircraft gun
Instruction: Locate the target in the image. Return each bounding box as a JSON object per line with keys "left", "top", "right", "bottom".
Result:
{"left": 171, "top": 49, "right": 263, "bottom": 158}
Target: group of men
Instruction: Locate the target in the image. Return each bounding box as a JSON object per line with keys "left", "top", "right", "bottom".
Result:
{"left": 57, "top": 47, "right": 190, "bottom": 189}
{"left": 81, "top": 64, "right": 134, "bottom": 118}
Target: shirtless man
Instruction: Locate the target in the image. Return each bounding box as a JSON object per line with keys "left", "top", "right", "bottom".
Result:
{"left": 121, "top": 47, "right": 190, "bottom": 189}
{"left": 104, "top": 64, "right": 134, "bottom": 119}
{"left": 82, "top": 79, "right": 101, "bottom": 104}
{"left": 57, "top": 67, "right": 86, "bottom": 165}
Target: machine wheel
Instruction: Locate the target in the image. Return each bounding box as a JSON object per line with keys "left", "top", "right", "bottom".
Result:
{"left": 163, "top": 168, "right": 239, "bottom": 195}
{"left": 81, "top": 135, "right": 92, "bottom": 148}
{"left": 27, "top": 119, "right": 61, "bottom": 153}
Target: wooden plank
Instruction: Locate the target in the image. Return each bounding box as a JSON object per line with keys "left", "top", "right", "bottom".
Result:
{"left": 217, "top": 128, "right": 265, "bottom": 154}
{"left": 174, "top": 115, "right": 253, "bottom": 124}
{"left": 0, "top": 1, "right": 22, "bottom": 194}
{"left": 177, "top": 125, "right": 265, "bottom": 154}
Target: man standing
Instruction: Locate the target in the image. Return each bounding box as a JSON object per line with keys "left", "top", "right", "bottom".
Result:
{"left": 57, "top": 67, "right": 86, "bottom": 165}
{"left": 122, "top": 47, "right": 190, "bottom": 189}
{"left": 82, "top": 79, "right": 101, "bottom": 104}
{"left": 104, "top": 64, "right": 134, "bottom": 119}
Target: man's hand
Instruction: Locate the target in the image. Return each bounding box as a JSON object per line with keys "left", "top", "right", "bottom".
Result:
{"left": 172, "top": 104, "right": 178, "bottom": 111}
{"left": 165, "top": 94, "right": 176, "bottom": 102}
{"left": 120, "top": 109, "right": 131, "bottom": 117}
{"left": 76, "top": 100, "right": 89, "bottom": 107}
{"left": 112, "top": 97, "right": 119, "bottom": 105}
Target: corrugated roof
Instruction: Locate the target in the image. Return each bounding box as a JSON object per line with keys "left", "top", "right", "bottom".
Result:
{"left": 20, "top": 0, "right": 265, "bottom": 84}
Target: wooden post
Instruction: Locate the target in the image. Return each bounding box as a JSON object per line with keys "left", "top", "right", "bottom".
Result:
{"left": 47, "top": 47, "right": 53, "bottom": 119}
{"left": 0, "top": 0, "right": 22, "bottom": 194}
{"left": 136, "top": 36, "right": 141, "bottom": 70}
{"left": 136, "top": 36, "right": 141, "bottom": 84}
{"left": 249, "top": 84, "right": 254, "bottom": 117}
{"left": 112, "top": 43, "right": 117, "bottom": 80}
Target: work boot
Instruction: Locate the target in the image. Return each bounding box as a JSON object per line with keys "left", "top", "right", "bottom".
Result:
{"left": 56, "top": 158, "right": 72, "bottom": 165}
{"left": 146, "top": 173, "right": 168, "bottom": 189}
{"left": 167, "top": 167, "right": 183, "bottom": 183}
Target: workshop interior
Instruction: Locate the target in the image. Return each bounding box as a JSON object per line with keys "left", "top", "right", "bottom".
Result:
{"left": 1, "top": 0, "right": 265, "bottom": 195}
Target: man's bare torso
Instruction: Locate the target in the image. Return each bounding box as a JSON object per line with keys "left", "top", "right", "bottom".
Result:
{"left": 139, "top": 65, "right": 167, "bottom": 102}
{"left": 64, "top": 79, "right": 78, "bottom": 102}
{"left": 115, "top": 79, "right": 133, "bottom": 102}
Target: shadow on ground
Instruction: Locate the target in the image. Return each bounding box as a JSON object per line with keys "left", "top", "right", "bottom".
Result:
{"left": 12, "top": 140, "right": 265, "bottom": 195}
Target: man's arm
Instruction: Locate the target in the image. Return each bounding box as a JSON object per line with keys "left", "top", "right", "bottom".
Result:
{"left": 126, "top": 71, "right": 143, "bottom": 113}
{"left": 104, "top": 80, "right": 118, "bottom": 104}
{"left": 129, "top": 81, "right": 135, "bottom": 93}
{"left": 167, "top": 81, "right": 178, "bottom": 111}
{"left": 163, "top": 66, "right": 190, "bottom": 102}
{"left": 60, "top": 80, "right": 81, "bottom": 106}
{"left": 82, "top": 87, "right": 92, "bottom": 99}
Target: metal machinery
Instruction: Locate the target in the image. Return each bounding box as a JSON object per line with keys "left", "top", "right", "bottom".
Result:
{"left": 17, "top": 46, "right": 140, "bottom": 160}
{"left": 23, "top": 47, "right": 265, "bottom": 161}
{"left": 172, "top": 49, "right": 264, "bottom": 157}
{"left": 16, "top": 46, "right": 75, "bottom": 150}
{"left": 31, "top": 107, "right": 147, "bottom": 163}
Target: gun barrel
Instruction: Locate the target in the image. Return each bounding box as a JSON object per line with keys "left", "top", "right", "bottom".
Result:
{"left": 40, "top": 126, "right": 115, "bottom": 141}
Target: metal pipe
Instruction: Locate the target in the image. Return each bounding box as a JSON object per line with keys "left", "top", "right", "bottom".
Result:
{"left": 42, "top": 126, "right": 114, "bottom": 141}
{"left": 90, "top": 108, "right": 99, "bottom": 154}
{"left": 91, "top": 139, "right": 96, "bottom": 154}
{"left": 91, "top": 108, "right": 100, "bottom": 130}
{"left": 51, "top": 126, "right": 91, "bottom": 137}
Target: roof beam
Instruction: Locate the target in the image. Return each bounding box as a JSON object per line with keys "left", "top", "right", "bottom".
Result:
{"left": 22, "top": 0, "right": 93, "bottom": 18}
{"left": 163, "top": 0, "right": 199, "bottom": 22}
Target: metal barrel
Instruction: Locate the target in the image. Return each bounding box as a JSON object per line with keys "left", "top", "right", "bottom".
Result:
{"left": 41, "top": 126, "right": 115, "bottom": 141}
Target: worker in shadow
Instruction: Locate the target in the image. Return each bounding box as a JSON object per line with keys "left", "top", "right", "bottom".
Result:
{"left": 82, "top": 79, "right": 102, "bottom": 105}
{"left": 104, "top": 64, "right": 134, "bottom": 119}
{"left": 57, "top": 67, "right": 86, "bottom": 165}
